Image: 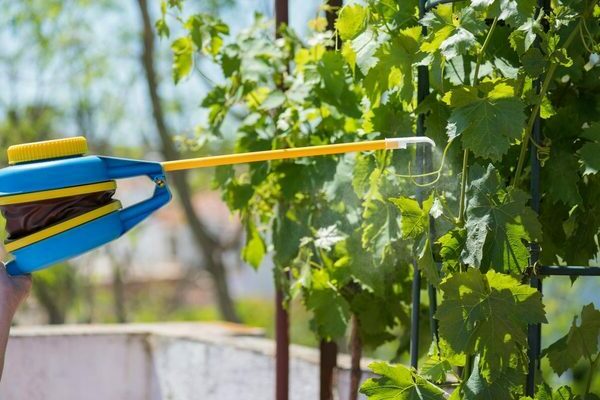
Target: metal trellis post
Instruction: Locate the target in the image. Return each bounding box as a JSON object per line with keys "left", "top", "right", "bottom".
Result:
{"left": 410, "top": 0, "right": 432, "bottom": 370}
{"left": 526, "top": 0, "right": 551, "bottom": 395}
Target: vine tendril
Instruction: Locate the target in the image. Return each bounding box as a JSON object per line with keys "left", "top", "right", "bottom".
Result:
{"left": 386, "top": 138, "right": 455, "bottom": 187}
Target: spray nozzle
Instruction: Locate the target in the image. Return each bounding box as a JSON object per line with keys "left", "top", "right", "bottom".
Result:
{"left": 385, "top": 137, "right": 436, "bottom": 150}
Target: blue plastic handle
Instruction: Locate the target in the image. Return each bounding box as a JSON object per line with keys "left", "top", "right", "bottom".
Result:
{"left": 119, "top": 183, "right": 171, "bottom": 232}
{"left": 103, "top": 157, "right": 164, "bottom": 180}
{"left": 5, "top": 260, "right": 23, "bottom": 276}
{"left": 101, "top": 157, "right": 172, "bottom": 233}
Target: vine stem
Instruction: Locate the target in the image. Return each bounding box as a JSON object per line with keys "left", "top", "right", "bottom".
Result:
{"left": 512, "top": 0, "right": 599, "bottom": 187}
{"left": 457, "top": 150, "right": 469, "bottom": 225}
{"left": 461, "top": 355, "right": 474, "bottom": 382}
{"left": 473, "top": 17, "right": 498, "bottom": 87}
{"left": 585, "top": 354, "right": 600, "bottom": 397}
{"left": 457, "top": 17, "right": 499, "bottom": 225}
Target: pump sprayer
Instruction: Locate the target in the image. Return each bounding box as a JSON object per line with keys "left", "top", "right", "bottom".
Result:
{"left": 0, "top": 136, "right": 435, "bottom": 275}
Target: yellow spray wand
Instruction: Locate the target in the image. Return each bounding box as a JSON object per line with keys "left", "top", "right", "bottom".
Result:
{"left": 161, "top": 137, "right": 435, "bottom": 172}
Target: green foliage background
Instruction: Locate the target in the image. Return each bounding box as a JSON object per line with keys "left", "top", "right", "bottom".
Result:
{"left": 161, "top": 0, "right": 600, "bottom": 398}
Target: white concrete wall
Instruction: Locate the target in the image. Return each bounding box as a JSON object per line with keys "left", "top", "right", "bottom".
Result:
{"left": 0, "top": 323, "right": 369, "bottom": 400}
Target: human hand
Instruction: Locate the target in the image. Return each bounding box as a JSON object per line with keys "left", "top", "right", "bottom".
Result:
{"left": 0, "top": 265, "right": 32, "bottom": 317}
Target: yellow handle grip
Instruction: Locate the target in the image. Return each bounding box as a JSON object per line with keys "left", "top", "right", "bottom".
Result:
{"left": 161, "top": 139, "right": 389, "bottom": 172}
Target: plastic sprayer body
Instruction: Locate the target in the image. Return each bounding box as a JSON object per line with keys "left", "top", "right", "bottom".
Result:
{"left": 0, "top": 138, "right": 171, "bottom": 275}
{"left": 0, "top": 136, "right": 434, "bottom": 274}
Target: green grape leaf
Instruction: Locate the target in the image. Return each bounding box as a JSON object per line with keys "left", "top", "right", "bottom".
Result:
{"left": 305, "top": 269, "right": 350, "bottom": 340}
{"left": 318, "top": 52, "right": 346, "bottom": 99}
{"left": 242, "top": 220, "right": 266, "bottom": 269}
{"left": 370, "top": 0, "right": 418, "bottom": 29}
{"left": 390, "top": 194, "right": 433, "bottom": 240}
{"left": 436, "top": 269, "right": 547, "bottom": 379}
{"left": 361, "top": 169, "right": 395, "bottom": 257}
{"left": 581, "top": 122, "right": 600, "bottom": 142}
{"left": 363, "top": 27, "right": 420, "bottom": 104}
{"left": 509, "top": 16, "right": 540, "bottom": 55}
{"left": 314, "top": 225, "right": 345, "bottom": 252}
{"left": 463, "top": 356, "right": 523, "bottom": 400}
{"left": 437, "top": 228, "right": 467, "bottom": 272}
{"left": 220, "top": 46, "right": 241, "bottom": 77}
{"left": 352, "top": 153, "right": 375, "bottom": 197}
{"left": 472, "top": 0, "right": 536, "bottom": 25}
{"left": 336, "top": 4, "right": 367, "bottom": 41}
{"left": 415, "top": 93, "right": 452, "bottom": 146}
{"left": 317, "top": 52, "right": 361, "bottom": 117}
{"left": 368, "top": 103, "right": 413, "bottom": 137}
{"left": 520, "top": 384, "right": 578, "bottom": 400}
{"left": 421, "top": 6, "right": 486, "bottom": 60}
{"left": 417, "top": 236, "right": 441, "bottom": 287}
{"left": 461, "top": 164, "right": 542, "bottom": 273}
{"left": 445, "top": 81, "right": 526, "bottom": 161}
{"left": 542, "top": 148, "right": 583, "bottom": 206}
{"left": 171, "top": 37, "right": 193, "bottom": 83}
{"left": 273, "top": 209, "right": 307, "bottom": 268}
{"left": 360, "top": 362, "right": 446, "bottom": 400}
{"left": 521, "top": 47, "right": 546, "bottom": 77}
{"left": 156, "top": 18, "right": 170, "bottom": 38}
{"left": 351, "top": 291, "right": 398, "bottom": 347}
{"left": 544, "top": 303, "right": 600, "bottom": 376}
{"left": 579, "top": 124, "right": 600, "bottom": 175}
{"left": 352, "top": 28, "right": 384, "bottom": 75}
{"left": 580, "top": 143, "right": 600, "bottom": 175}
{"left": 390, "top": 194, "right": 440, "bottom": 286}
{"left": 420, "top": 356, "right": 453, "bottom": 384}
{"left": 471, "top": 0, "right": 493, "bottom": 7}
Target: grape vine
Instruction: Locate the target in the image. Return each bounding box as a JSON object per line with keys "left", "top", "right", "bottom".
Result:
{"left": 159, "top": 0, "right": 600, "bottom": 398}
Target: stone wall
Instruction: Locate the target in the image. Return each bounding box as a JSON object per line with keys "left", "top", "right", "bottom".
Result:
{"left": 1, "top": 323, "right": 370, "bottom": 400}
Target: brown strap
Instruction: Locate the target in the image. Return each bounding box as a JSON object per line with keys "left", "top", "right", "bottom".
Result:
{"left": 2, "top": 191, "right": 115, "bottom": 241}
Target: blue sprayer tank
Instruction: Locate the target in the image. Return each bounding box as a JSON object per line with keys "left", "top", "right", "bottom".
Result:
{"left": 0, "top": 137, "right": 171, "bottom": 275}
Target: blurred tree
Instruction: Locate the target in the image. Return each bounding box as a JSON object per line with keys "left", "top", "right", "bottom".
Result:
{"left": 136, "top": 0, "right": 240, "bottom": 323}
{"left": 0, "top": 105, "right": 57, "bottom": 162}
{"left": 32, "top": 263, "right": 79, "bottom": 324}
{"left": 105, "top": 247, "right": 131, "bottom": 324}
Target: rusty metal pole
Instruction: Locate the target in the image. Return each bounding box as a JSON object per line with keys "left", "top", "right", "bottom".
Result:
{"left": 320, "top": 340, "right": 338, "bottom": 400}
{"left": 326, "top": 0, "right": 342, "bottom": 31}
{"left": 275, "top": 289, "right": 290, "bottom": 400}
{"left": 321, "top": 4, "right": 343, "bottom": 399}
{"left": 274, "top": 2, "right": 289, "bottom": 400}
{"left": 348, "top": 315, "right": 362, "bottom": 400}
{"left": 275, "top": 0, "right": 288, "bottom": 36}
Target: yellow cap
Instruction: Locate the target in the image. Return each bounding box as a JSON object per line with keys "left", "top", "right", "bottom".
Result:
{"left": 7, "top": 137, "right": 88, "bottom": 165}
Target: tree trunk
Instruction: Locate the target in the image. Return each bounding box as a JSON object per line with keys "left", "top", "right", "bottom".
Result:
{"left": 34, "top": 284, "right": 65, "bottom": 325}
{"left": 112, "top": 263, "right": 127, "bottom": 323}
{"left": 349, "top": 315, "right": 362, "bottom": 400}
{"left": 135, "top": 0, "right": 240, "bottom": 323}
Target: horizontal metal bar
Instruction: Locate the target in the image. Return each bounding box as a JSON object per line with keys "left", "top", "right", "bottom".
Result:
{"left": 425, "top": 0, "right": 467, "bottom": 11}
{"left": 539, "top": 266, "right": 600, "bottom": 276}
